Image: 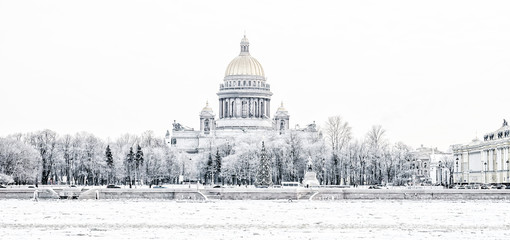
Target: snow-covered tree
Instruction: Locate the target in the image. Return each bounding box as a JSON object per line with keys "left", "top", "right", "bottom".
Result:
{"left": 214, "top": 149, "right": 222, "bottom": 184}
{"left": 256, "top": 142, "right": 272, "bottom": 187}
{"left": 0, "top": 137, "right": 41, "bottom": 184}
{"left": 27, "top": 129, "right": 58, "bottom": 185}
{"left": 105, "top": 145, "right": 114, "bottom": 184}
{"left": 125, "top": 147, "right": 135, "bottom": 187}
{"left": 135, "top": 145, "right": 144, "bottom": 185}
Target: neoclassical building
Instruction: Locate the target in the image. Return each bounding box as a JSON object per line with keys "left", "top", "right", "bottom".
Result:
{"left": 166, "top": 35, "right": 314, "bottom": 154}
{"left": 452, "top": 120, "right": 510, "bottom": 185}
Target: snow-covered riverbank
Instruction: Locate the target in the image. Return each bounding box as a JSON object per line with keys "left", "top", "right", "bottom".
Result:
{"left": 1, "top": 199, "right": 509, "bottom": 239}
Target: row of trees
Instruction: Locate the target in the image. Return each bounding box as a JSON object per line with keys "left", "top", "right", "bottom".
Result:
{"left": 0, "top": 130, "right": 182, "bottom": 186}
{"left": 0, "top": 116, "right": 451, "bottom": 186}
{"left": 195, "top": 116, "right": 440, "bottom": 186}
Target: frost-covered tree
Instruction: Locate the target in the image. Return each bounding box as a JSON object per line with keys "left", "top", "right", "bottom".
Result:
{"left": 214, "top": 149, "right": 222, "bottom": 184}
{"left": 105, "top": 145, "right": 114, "bottom": 184}
{"left": 256, "top": 142, "right": 272, "bottom": 187}
{"left": 125, "top": 147, "right": 135, "bottom": 187}
{"left": 205, "top": 153, "right": 214, "bottom": 184}
{"left": 0, "top": 137, "right": 41, "bottom": 184}
{"left": 135, "top": 145, "right": 144, "bottom": 185}
{"left": 366, "top": 125, "right": 388, "bottom": 184}
{"left": 325, "top": 116, "right": 352, "bottom": 185}
{"left": 27, "top": 129, "right": 58, "bottom": 185}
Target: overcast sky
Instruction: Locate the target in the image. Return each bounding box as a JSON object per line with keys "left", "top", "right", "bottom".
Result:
{"left": 1, "top": 1, "right": 509, "bottom": 151}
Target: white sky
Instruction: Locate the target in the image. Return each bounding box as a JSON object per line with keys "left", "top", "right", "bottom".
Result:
{"left": 1, "top": 0, "right": 509, "bottom": 151}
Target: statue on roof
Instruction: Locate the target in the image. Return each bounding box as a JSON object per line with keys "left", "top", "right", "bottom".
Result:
{"left": 503, "top": 119, "right": 508, "bottom": 127}
{"left": 172, "top": 120, "right": 183, "bottom": 131}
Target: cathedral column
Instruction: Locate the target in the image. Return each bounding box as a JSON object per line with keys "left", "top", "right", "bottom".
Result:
{"left": 219, "top": 99, "right": 223, "bottom": 119}
{"left": 260, "top": 99, "right": 265, "bottom": 117}
{"left": 230, "top": 98, "right": 234, "bottom": 118}
{"left": 236, "top": 98, "right": 241, "bottom": 118}
{"left": 248, "top": 99, "right": 252, "bottom": 118}
{"left": 267, "top": 99, "right": 270, "bottom": 118}
{"left": 224, "top": 100, "right": 228, "bottom": 118}
{"left": 257, "top": 98, "right": 262, "bottom": 118}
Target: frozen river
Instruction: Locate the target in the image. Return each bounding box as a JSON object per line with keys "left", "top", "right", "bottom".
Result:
{"left": 1, "top": 199, "right": 509, "bottom": 239}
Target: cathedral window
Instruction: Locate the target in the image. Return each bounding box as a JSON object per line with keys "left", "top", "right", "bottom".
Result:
{"left": 243, "top": 81, "right": 246, "bottom": 86}
{"left": 238, "top": 81, "right": 240, "bottom": 86}
{"left": 204, "top": 119, "right": 210, "bottom": 133}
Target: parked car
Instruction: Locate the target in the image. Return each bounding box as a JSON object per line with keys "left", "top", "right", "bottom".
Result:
{"left": 494, "top": 184, "right": 505, "bottom": 189}
{"left": 152, "top": 185, "right": 166, "bottom": 189}
{"left": 466, "top": 184, "right": 480, "bottom": 189}
{"left": 481, "top": 184, "right": 491, "bottom": 189}
{"left": 0, "top": 185, "right": 6, "bottom": 188}
{"left": 506, "top": 185, "right": 510, "bottom": 189}
{"left": 106, "top": 185, "right": 121, "bottom": 189}
{"left": 369, "top": 185, "right": 381, "bottom": 189}
{"left": 213, "top": 185, "right": 222, "bottom": 188}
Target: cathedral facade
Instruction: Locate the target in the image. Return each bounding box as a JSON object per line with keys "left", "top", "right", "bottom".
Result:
{"left": 166, "top": 35, "right": 313, "bottom": 154}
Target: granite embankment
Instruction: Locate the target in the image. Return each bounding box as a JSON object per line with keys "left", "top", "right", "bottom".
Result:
{"left": 2, "top": 187, "right": 510, "bottom": 200}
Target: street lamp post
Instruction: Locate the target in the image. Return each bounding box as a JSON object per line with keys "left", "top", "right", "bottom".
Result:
{"left": 188, "top": 158, "right": 191, "bottom": 188}
{"left": 455, "top": 158, "right": 459, "bottom": 186}
{"left": 484, "top": 162, "right": 487, "bottom": 184}
{"left": 439, "top": 161, "right": 442, "bottom": 187}
{"left": 507, "top": 160, "right": 509, "bottom": 184}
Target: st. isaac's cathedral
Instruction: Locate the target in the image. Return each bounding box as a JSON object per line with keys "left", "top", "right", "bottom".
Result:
{"left": 166, "top": 35, "right": 317, "bottom": 155}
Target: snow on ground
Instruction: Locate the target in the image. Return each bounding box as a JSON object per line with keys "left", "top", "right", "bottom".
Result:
{"left": 1, "top": 199, "right": 509, "bottom": 239}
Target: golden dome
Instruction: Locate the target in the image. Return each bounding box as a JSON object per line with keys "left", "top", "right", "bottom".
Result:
{"left": 277, "top": 102, "right": 286, "bottom": 112}
{"left": 224, "top": 35, "right": 265, "bottom": 77}
{"left": 201, "top": 101, "right": 213, "bottom": 112}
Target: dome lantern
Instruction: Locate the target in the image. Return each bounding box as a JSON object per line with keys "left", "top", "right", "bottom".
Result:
{"left": 224, "top": 35, "right": 265, "bottom": 77}
{"left": 240, "top": 35, "right": 250, "bottom": 56}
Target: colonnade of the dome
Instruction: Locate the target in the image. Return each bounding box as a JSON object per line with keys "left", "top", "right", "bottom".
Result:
{"left": 219, "top": 97, "right": 271, "bottom": 119}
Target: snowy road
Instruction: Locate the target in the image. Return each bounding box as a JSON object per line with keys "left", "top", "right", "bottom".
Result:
{"left": 1, "top": 199, "right": 509, "bottom": 239}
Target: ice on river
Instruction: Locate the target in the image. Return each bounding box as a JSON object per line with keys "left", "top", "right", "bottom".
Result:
{"left": 1, "top": 199, "right": 509, "bottom": 239}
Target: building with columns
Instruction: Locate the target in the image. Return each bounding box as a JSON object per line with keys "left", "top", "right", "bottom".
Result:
{"left": 452, "top": 120, "right": 510, "bottom": 185}
{"left": 167, "top": 35, "right": 316, "bottom": 155}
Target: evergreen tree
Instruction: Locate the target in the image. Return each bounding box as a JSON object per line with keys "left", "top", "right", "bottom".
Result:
{"left": 214, "top": 149, "right": 222, "bottom": 184}
{"left": 125, "top": 147, "right": 134, "bottom": 188}
{"left": 256, "top": 141, "right": 272, "bottom": 187}
{"left": 206, "top": 153, "right": 213, "bottom": 185}
{"left": 105, "top": 145, "right": 114, "bottom": 184}
{"left": 135, "top": 145, "right": 144, "bottom": 185}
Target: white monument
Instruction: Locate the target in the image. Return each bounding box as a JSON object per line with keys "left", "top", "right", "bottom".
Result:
{"left": 302, "top": 158, "right": 320, "bottom": 187}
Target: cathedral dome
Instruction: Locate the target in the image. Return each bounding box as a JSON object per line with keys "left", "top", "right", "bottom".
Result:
{"left": 201, "top": 101, "right": 213, "bottom": 113}
{"left": 224, "top": 35, "right": 265, "bottom": 77}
